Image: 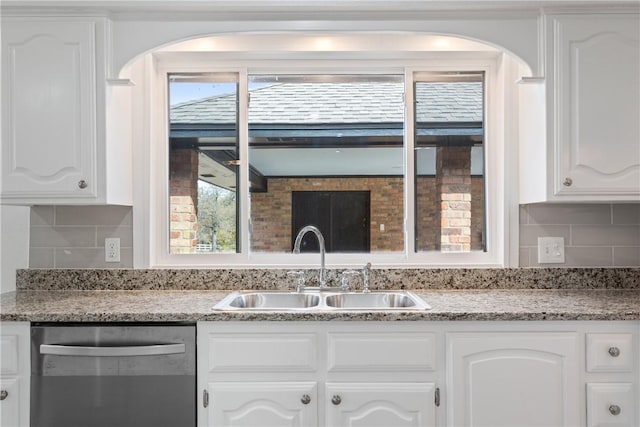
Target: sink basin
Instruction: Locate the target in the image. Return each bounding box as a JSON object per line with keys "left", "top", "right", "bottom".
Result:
{"left": 324, "top": 291, "right": 430, "bottom": 310}
{"left": 215, "top": 291, "right": 321, "bottom": 310}
{"left": 214, "top": 290, "right": 430, "bottom": 311}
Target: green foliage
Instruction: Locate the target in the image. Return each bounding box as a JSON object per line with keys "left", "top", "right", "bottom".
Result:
{"left": 197, "top": 181, "right": 236, "bottom": 252}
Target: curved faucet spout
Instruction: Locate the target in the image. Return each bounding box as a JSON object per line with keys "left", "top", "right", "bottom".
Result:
{"left": 293, "top": 225, "right": 326, "bottom": 288}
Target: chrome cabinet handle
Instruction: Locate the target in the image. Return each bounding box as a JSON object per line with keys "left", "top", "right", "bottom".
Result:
{"left": 563, "top": 177, "right": 572, "bottom": 187}
{"left": 331, "top": 395, "right": 342, "bottom": 405}
{"left": 40, "top": 343, "right": 185, "bottom": 357}
{"left": 608, "top": 346, "right": 620, "bottom": 357}
{"left": 78, "top": 180, "right": 88, "bottom": 189}
{"left": 300, "top": 394, "right": 311, "bottom": 405}
{"left": 0, "top": 390, "right": 7, "bottom": 400}
{"left": 609, "top": 404, "right": 621, "bottom": 416}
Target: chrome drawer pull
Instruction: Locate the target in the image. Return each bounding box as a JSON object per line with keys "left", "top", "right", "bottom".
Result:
{"left": 0, "top": 390, "right": 8, "bottom": 400}
{"left": 40, "top": 343, "right": 185, "bottom": 357}
{"left": 300, "top": 394, "right": 311, "bottom": 405}
{"left": 609, "top": 404, "right": 621, "bottom": 416}
{"left": 331, "top": 395, "right": 342, "bottom": 405}
{"left": 608, "top": 346, "right": 620, "bottom": 357}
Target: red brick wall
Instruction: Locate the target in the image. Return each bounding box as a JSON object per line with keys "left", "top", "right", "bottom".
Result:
{"left": 470, "top": 177, "right": 485, "bottom": 251}
{"left": 250, "top": 177, "right": 404, "bottom": 252}
{"left": 169, "top": 149, "right": 199, "bottom": 254}
{"left": 416, "top": 177, "right": 439, "bottom": 251}
{"left": 251, "top": 175, "right": 485, "bottom": 253}
{"left": 436, "top": 146, "right": 472, "bottom": 252}
{"left": 169, "top": 147, "right": 485, "bottom": 254}
{"left": 406, "top": 176, "right": 485, "bottom": 252}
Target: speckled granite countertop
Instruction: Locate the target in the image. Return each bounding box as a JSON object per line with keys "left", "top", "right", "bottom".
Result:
{"left": 2, "top": 289, "right": 639, "bottom": 322}
{"left": 2, "top": 268, "right": 638, "bottom": 322}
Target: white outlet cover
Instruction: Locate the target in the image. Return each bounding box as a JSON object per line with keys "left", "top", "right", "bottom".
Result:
{"left": 537, "top": 237, "right": 565, "bottom": 264}
{"left": 105, "top": 238, "right": 121, "bottom": 263}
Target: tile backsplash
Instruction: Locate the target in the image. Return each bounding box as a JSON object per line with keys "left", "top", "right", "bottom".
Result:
{"left": 520, "top": 204, "right": 640, "bottom": 267}
{"left": 28, "top": 203, "right": 640, "bottom": 268}
{"left": 30, "top": 206, "right": 133, "bottom": 268}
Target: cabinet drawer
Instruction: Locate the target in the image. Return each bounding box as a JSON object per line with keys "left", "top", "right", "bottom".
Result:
{"left": 327, "top": 332, "right": 436, "bottom": 372}
{"left": 0, "top": 335, "right": 19, "bottom": 376}
{"left": 586, "top": 333, "right": 634, "bottom": 372}
{"left": 207, "top": 333, "right": 317, "bottom": 373}
{"left": 587, "top": 383, "right": 635, "bottom": 427}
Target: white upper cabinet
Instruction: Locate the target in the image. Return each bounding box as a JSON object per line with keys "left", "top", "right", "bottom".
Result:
{"left": 520, "top": 12, "right": 640, "bottom": 202}
{"left": 1, "top": 17, "right": 132, "bottom": 205}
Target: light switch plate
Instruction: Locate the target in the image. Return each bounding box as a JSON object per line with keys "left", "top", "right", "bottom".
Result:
{"left": 537, "top": 237, "right": 565, "bottom": 264}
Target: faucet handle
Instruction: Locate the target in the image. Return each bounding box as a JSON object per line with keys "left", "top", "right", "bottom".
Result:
{"left": 340, "top": 270, "right": 361, "bottom": 291}
{"left": 362, "top": 262, "right": 372, "bottom": 293}
{"left": 287, "top": 270, "right": 306, "bottom": 292}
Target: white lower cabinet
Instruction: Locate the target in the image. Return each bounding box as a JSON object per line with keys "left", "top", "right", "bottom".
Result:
{"left": 208, "top": 382, "right": 318, "bottom": 427}
{"left": 585, "top": 330, "right": 638, "bottom": 427}
{"left": 0, "top": 322, "right": 30, "bottom": 427}
{"left": 0, "top": 377, "right": 21, "bottom": 427}
{"left": 198, "top": 322, "right": 438, "bottom": 427}
{"left": 586, "top": 383, "right": 634, "bottom": 427}
{"left": 325, "top": 382, "right": 436, "bottom": 427}
{"left": 196, "top": 321, "right": 639, "bottom": 427}
{"left": 447, "top": 332, "right": 580, "bottom": 427}
{"left": 0, "top": 320, "right": 638, "bottom": 425}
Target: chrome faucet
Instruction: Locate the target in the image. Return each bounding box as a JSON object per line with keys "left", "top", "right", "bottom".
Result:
{"left": 293, "top": 225, "right": 326, "bottom": 288}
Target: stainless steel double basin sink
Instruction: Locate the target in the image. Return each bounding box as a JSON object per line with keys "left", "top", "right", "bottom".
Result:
{"left": 214, "top": 290, "right": 431, "bottom": 311}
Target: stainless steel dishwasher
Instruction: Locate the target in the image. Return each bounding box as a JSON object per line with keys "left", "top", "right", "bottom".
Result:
{"left": 31, "top": 323, "right": 196, "bottom": 427}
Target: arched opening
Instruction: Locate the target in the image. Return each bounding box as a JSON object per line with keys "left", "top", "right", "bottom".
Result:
{"left": 119, "top": 32, "right": 530, "bottom": 267}
{"left": 119, "top": 32, "right": 533, "bottom": 78}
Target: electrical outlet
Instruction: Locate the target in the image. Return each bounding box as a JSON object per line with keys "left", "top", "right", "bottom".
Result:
{"left": 537, "top": 237, "right": 565, "bottom": 264}
{"left": 105, "top": 238, "right": 121, "bottom": 263}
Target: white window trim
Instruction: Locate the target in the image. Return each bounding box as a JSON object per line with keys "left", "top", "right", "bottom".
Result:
{"left": 136, "top": 50, "right": 521, "bottom": 269}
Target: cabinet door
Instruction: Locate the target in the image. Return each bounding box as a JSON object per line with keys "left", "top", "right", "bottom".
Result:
{"left": 447, "top": 332, "right": 579, "bottom": 427}
{"left": 551, "top": 14, "right": 640, "bottom": 198}
{"left": 208, "top": 382, "right": 317, "bottom": 427}
{"left": 0, "top": 378, "right": 21, "bottom": 427}
{"left": 0, "top": 323, "right": 30, "bottom": 427}
{"left": 326, "top": 382, "right": 436, "bottom": 427}
{"left": 1, "top": 20, "right": 97, "bottom": 200}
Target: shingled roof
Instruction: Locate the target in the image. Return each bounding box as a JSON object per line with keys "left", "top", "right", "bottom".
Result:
{"left": 170, "top": 81, "right": 482, "bottom": 125}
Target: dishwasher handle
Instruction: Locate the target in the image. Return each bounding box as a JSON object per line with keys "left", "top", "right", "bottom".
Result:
{"left": 40, "top": 343, "right": 186, "bottom": 357}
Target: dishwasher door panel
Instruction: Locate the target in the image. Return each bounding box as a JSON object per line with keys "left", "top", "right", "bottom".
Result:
{"left": 30, "top": 324, "right": 196, "bottom": 427}
{"left": 31, "top": 374, "right": 195, "bottom": 427}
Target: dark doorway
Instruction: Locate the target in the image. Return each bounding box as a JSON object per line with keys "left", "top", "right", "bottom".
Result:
{"left": 292, "top": 191, "right": 370, "bottom": 253}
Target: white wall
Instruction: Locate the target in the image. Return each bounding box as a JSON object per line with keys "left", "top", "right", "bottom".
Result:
{"left": 1, "top": 205, "right": 30, "bottom": 292}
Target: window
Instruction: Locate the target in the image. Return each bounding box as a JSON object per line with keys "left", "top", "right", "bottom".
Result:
{"left": 147, "top": 33, "right": 516, "bottom": 267}
{"left": 164, "top": 68, "right": 495, "bottom": 264}
{"left": 413, "top": 72, "right": 485, "bottom": 253}
{"left": 246, "top": 74, "right": 404, "bottom": 254}
{"left": 168, "top": 73, "right": 239, "bottom": 254}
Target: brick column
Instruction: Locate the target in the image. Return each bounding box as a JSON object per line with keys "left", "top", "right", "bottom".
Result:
{"left": 436, "top": 146, "right": 472, "bottom": 252}
{"left": 169, "top": 148, "right": 199, "bottom": 254}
